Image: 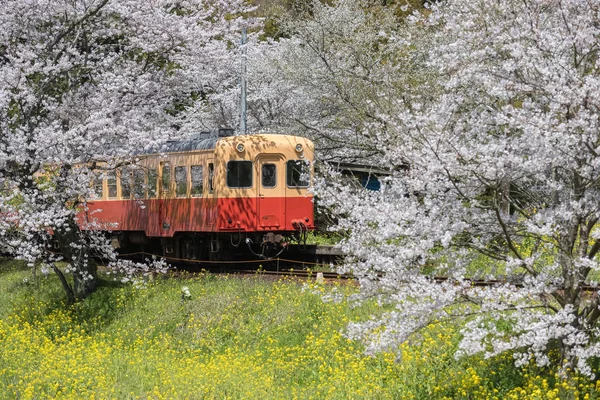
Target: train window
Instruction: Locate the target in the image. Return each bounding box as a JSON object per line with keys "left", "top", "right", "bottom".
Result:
{"left": 148, "top": 169, "right": 157, "bottom": 198}
{"left": 175, "top": 166, "right": 187, "bottom": 198}
{"left": 133, "top": 169, "right": 145, "bottom": 199}
{"left": 208, "top": 163, "right": 214, "bottom": 193}
{"left": 107, "top": 171, "right": 117, "bottom": 199}
{"left": 162, "top": 164, "right": 171, "bottom": 195}
{"left": 120, "top": 168, "right": 132, "bottom": 199}
{"left": 287, "top": 160, "right": 310, "bottom": 188}
{"left": 226, "top": 161, "right": 252, "bottom": 188}
{"left": 262, "top": 164, "right": 276, "bottom": 188}
{"left": 191, "top": 165, "right": 203, "bottom": 197}
{"left": 93, "top": 176, "right": 103, "bottom": 199}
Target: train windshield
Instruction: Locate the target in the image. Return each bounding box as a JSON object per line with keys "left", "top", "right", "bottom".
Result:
{"left": 226, "top": 161, "right": 252, "bottom": 188}
{"left": 286, "top": 160, "right": 310, "bottom": 188}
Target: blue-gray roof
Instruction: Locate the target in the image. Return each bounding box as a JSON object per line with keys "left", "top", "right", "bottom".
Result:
{"left": 161, "top": 137, "right": 220, "bottom": 152}
{"left": 138, "top": 129, "right": 235, "bottom": 155}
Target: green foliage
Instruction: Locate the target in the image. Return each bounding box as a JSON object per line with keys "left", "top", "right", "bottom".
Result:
{"left": 304, "top": 230, "right": 341, "bottom": 245}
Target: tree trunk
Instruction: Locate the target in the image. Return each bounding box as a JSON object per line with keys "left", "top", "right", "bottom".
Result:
{"left": 499, "top": 177, "right": 511, "bottom": 216}
{"left": 54, "top": 220, "right": 99, "bottom": 300}
{"left": 72, "top": 261, "right": 98, "bottom": 299}
{"left": 558, "top": 242, "right": 582, "bottom": 374}
{"left": 51, "top": 263, "right": 75, "bottom": 304}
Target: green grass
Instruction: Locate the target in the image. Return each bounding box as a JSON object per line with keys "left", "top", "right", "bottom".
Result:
{"left": 304, "top": 230, "right": 342, "bottom": 246}
{"left": 0, "top": 258, "right": 596, "bottom": 399}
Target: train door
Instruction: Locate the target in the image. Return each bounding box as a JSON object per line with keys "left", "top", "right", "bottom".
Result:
{"left": 159, "top": 161, "right": 172, "bottom": 235}
{"left": 257, "top": 155, "right": 285, "bottom": 230}
{"left": 204, "top": 158, "right": 216, "bottom": 228}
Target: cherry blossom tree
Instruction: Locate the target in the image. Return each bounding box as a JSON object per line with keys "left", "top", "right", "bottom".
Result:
{"left": 0, "top": 0, "right": 251, "bottom": 301}
{"left": 194, "top": 0, "right": 421, "bottom": 151}
{"left": 312, "top": 0, "right": 600, "bottom": 376}
{"left": 199, "top": 0, "right": 415, "bottom": 164}
{"left": 248, "top": 0, "right": 417, "bottom": 162}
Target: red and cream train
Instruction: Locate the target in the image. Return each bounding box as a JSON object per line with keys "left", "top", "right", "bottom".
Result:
{"left": 79, "top": 130, "right": 315, "bottom": 260}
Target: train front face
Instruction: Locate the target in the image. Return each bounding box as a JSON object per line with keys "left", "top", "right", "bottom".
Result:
{"left": 214, "top": 134, "right": 315, "bottom": 240}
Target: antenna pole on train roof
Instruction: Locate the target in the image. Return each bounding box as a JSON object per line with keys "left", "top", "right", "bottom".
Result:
{"left": 239, "top": 27, "right": 247, "bottom": 136}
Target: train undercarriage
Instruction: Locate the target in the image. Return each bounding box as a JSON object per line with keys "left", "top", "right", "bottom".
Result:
{"left": 111, "top": 229, "right": 309, "bottom": 262}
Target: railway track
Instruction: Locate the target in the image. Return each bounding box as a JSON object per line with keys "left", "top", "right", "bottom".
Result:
{"left": 117, "top": 244, "right": 342, "bottom": 270}
{"left": 116, "top": 248, "right": 600, "bottom": 291}
{"left": 114, "top": 244, "right": 349, "bottom": 282}
{"left": 229, "top": 269, "right": 350, "bottom": 280}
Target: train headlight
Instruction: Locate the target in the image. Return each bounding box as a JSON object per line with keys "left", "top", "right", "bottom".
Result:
{"left": 236, "top": 143, "right": 245, "bottom": 153}
{"left": 295, "top": 143, "right": 303, "bottom": 153}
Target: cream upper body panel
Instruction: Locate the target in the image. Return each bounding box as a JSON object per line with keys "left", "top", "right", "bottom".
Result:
{"left": 91, "top": 134, "right": 314, "bottom": 201}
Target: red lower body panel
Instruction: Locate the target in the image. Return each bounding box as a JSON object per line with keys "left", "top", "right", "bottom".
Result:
{"left": 78, "top": 196, "right": 313, "bottom": 237}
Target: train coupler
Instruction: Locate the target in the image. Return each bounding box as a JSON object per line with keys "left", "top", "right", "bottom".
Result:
{"left": 263, "top": 232, "right": 284, "bottom": 244}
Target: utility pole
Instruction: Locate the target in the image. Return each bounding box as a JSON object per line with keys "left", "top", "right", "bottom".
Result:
{"left": 239, "top": 27, "right": 247, "bottom": 135}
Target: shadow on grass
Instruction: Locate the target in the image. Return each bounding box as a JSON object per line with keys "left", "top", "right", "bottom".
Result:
{"left": 67, "top": 277, "right": 132, "bottom": 332}
{"left": 0, "top": 257, "right": 29, "bottom": 273}
{"left": 1, "top": 258, "right": 134, "bottom": 335}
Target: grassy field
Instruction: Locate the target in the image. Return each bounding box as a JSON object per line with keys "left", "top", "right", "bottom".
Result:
{"left": 0, "top": 259, "right": 598, "bottom": 399}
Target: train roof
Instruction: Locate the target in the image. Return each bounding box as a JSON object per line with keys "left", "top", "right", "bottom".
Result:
{"left": 161, "top": 137, "right": 219, "bottom": 153}
{"left": 136, "top": 129, "right": 232, "bottom": 154}
{"left": 138, "top": 130, "right": 313, "bottom": 155}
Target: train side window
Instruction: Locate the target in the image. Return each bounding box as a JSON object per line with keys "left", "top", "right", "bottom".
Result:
{"left": 120, "top": 167, "right": 132, "bottom": 199}
{"left": 148, "top": 169, "right": 157, "bottom": 198}
{"left": 226, "top": 161, "right": 252, "bottom": 188}
{"left": 93, "top": 175, "right": 103, "bottom": 199}
{"left": 175, "top": 166, "right": 187, "bottom": 198}
{"left": 133, "top": 169, "right": 145, "bottom": 199}
{"left": 208, "top": 163, "right": 214, "bottom": 193}
{"left": 262, "top": 164, "right": 276, "bottom": 188}
{"left": 286, "top": 160, "right": 310, "bottom": 188}
{"left": 107, "top": 171, "right": 117, "bottom": 199}
{"left": 191, "top": 165, "right": 203, "bottom": 197}
{"left": 161, "top": 164, "right": 171, "bottom": 195}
